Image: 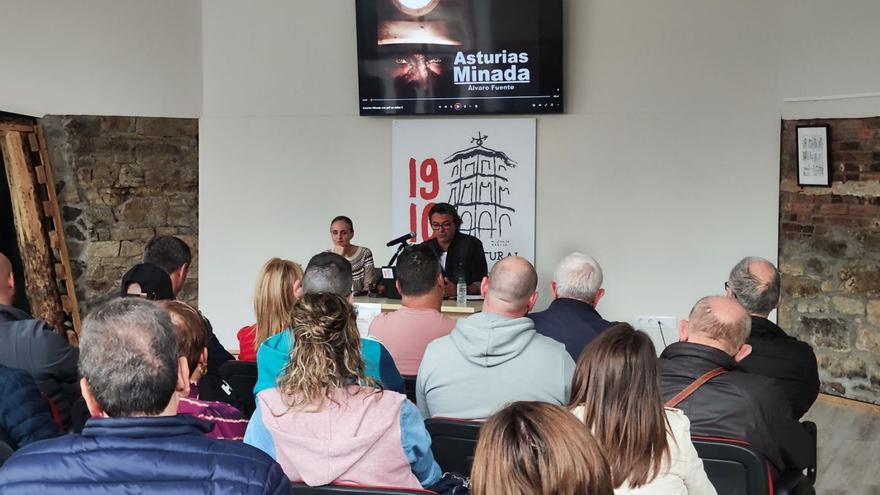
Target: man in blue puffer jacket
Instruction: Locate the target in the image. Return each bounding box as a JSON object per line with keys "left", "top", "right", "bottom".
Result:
{"left": 0, "top": 364, "right": 61, "bottom": 465}
{"left": 0, "top": 297, "right": 291, "bottom": 495}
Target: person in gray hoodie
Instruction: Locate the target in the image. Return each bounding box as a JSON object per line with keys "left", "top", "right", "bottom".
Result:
{"left": 416, "top": 256, "right": 575, "bottom": 419}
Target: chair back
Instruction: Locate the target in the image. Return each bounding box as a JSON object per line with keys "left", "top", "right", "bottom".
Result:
{"left": 424, "top": 417, "right": 482, "bottom": 476}
{"left": 291, "top": 482, "right": 436, "bottom": 494}
{"left": 402, "top": 376, "right": 417, "bottom": 403}
{"left": 691, "top": 436, "right": 771, "bottom": 495}
{"left": 218, "top": 360, "right": 259, "bottom": 418}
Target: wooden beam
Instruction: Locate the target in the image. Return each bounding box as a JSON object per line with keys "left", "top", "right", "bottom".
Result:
{"left": 817, "top": 393, "right": 880, "bottom": 414}
{"left": 1, "top": 132, "right": 65, "bottom": 332}
{"left": 36, "top": 125, "right": 82, "bottom": 335}
{"left": 0, "top": 123, "right": 35, "bottom": 133}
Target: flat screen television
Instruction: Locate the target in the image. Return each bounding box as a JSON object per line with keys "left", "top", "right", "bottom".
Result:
{"left": 356, "top": 0, "right": 563, "bottom": 116}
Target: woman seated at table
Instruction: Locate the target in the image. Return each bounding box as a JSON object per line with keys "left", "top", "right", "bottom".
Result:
{"left": 569, "top": 324, "right": 715, "bottom": 494}
{"left": 329, "top": 215, "right": 377, "bottom": 293}
{"left": 244, "top": 292, "right": 441, "bottom": 489}
{"left": 236, "top": 257, "right": 303, "bottom": 361}
{"left": 160, "top": 300, "right": 248, "bottom": 440}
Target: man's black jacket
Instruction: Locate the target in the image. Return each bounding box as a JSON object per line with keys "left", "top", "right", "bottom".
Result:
{"left": 660, "top": 342, "right": 815, "bottom": 479}
{"left": 738, "top": 316, "right": 819, "bottom": 418}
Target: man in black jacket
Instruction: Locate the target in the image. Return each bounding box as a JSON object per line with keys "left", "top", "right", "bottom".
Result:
{"left": 660, "top": 296, "right": 815, "bottom": 481}
{"left": 726, "top": 256, "right": 819, "bottom": 418}
{"left": 529, "top": 252, "right": 614, "bottom": 361}
{"left": 0, "top": 253, "right": 79, "bottom": 430}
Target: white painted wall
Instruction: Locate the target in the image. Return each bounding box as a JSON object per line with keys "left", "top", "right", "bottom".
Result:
{"left": 196, "top": 0, "right": 876, "bottom": 347}
{"left": 0, "top": 0, "right": 201, "bottom": 118}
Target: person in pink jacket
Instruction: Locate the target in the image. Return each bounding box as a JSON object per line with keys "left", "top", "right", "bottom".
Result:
{"left": 569, "top": 324, "right": 716, "bottom": 495}
{"left": 244, "top": 293, "right": 441, "bottom": 489}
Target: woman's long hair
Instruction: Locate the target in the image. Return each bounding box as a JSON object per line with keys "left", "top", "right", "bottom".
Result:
{"left": 277, "top": 292, "right": 377, "bottom": 410}
{"left": 568, "top": 323, "right": 671, "bottom": 488}
{"left": 253, "top": 258, "right": 303, "bottom": 349}
{"left": 471, "top": 401, "right": 613, "bottom": 495}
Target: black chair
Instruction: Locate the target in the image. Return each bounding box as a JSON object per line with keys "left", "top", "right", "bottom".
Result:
{"left": 0, "top": 440, "right": 14, "bottom": 467}
{"left": 424, "top": 417, "right": 482, "bottom": 476}
{"left": 218, "top": 360, "right": 259, "bottom": 418}
{"left": 692, "top": 436, "right": 814, "bottom": 495}
{"left": 291, "top": 482, "right": 437, "bottom": 494}
{"left": 402, "top": 375, "right": 417, "bottom": 404}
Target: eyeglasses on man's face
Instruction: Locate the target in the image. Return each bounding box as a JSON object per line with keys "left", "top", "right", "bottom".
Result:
{"left": 430, "top": 222, "right": 454, "bottom": 231}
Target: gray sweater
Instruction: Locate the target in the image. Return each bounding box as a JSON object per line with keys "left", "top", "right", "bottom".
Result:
{"left": 416, "top": 311, "right": 575, "bottom": 419}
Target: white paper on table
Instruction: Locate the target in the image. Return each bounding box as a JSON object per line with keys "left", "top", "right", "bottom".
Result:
{"left": 353, "top": 302, "right": 383, "bottom": 337}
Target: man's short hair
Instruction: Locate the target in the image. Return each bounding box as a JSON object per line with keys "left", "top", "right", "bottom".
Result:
{"left": 428, "top": 202, "right": 462, "bottom": 228}
{"left": 727, "top": 257, "right": 780, "bottom": 314}
{"left": 687, "top": 296, "right": 752, "bottom": 349}
{"left": 301, "top": 252, "right": 353, "bottom": 296}
{"left": 553, "top": 253, "right": 603, "bottom": 303}
{"left": 396, "top": 245, "right": 440, "bottom": 297}
{"left": 79, "top": 297, "right": 179, "bottom": 417}
{"left": 144, "top": 236, "right": 192, "bottom": 274}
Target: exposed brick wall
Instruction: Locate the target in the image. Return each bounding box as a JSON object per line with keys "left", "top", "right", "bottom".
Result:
{"left": 39, "top": 116, "right": 199, "bottom": 316}
{"left": 778, "top": 117, "right": 880, "bottom": 404}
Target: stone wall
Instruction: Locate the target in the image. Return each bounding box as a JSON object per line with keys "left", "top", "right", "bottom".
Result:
{"left": 778, "top": 117, "right": 880, "bottom": 404}
{"left": 40, "top": 116, "right": 199, "bottom": 316}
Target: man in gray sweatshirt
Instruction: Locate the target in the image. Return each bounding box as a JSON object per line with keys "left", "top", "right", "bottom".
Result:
{"left": 416, "top": 256, "right": 575, "bottom": 419}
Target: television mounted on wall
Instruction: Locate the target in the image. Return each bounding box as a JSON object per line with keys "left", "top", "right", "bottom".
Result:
{"left": 356, "top": 0, "right": 563, "bottom": 116}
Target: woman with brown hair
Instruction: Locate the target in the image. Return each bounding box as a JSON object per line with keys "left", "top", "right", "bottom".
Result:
{"left": 236, "top": 257, "right": 303, "bottom": 361}
{"left": 243, "top": 292, "right": 441, "bottom": 489}
{"left": 569, "top": 323, "right": 716, "bottom": 494}
{"left": 471, "top": 401, "right": 614, "bottom": 495}
{"left": 159, "top": 300, "right": 248, "bottom": 440}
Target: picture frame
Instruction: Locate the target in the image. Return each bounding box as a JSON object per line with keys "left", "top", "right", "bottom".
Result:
{"left": 797, "top": 125, "right": 831, "bottom": 187}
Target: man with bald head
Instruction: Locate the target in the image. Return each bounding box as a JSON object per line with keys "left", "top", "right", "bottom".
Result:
{"left": 660, "top": 296, "right": 815, "bottom": 482}
{"left": 416, "top": 256, "right": 575, "bottom": 419}
{"left": 726, "top": 257, "right": 819, "bottom": 418}
{"left": 0, "top": 252, "right": 79, "bottom": 429}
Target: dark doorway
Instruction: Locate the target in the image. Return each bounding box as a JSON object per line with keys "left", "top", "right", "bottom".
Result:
{"left": 0, "top": 123, "right": 33, "bottom": 314}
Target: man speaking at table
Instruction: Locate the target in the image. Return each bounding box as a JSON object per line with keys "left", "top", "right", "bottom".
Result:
{"left": 421, "top": 203, "right": 488, "bottom": 297}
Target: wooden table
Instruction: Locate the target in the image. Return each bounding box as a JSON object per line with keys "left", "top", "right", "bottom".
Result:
{"left": 352, "top": 296, "right": 482, "bottom": 320}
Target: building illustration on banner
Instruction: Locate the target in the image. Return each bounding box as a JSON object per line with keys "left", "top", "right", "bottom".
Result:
{"left": 444, "top": 132, "right": 517, "bottom": 239}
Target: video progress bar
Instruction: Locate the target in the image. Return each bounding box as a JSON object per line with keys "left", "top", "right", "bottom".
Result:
{"left": 363, "top": 95, "right": 560, "bottom": 102}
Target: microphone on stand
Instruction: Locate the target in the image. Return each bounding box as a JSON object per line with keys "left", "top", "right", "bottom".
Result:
{"left": 386, "top": 232, "right": 416, "bottom": 247}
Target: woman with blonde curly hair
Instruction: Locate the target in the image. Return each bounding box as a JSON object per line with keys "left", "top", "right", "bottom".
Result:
{"left": 243, "top": 292, "right": 441, "bottom": 489}
{"left": 236, "top": 257, "right": 303, "bottom": 361}
{"left": 471, "top": 401, "right": 614, "bottom": 495}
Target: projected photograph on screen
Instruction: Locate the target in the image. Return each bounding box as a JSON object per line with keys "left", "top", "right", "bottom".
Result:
{"left": 356, "top": 0, "right": 563, "bottom": 116}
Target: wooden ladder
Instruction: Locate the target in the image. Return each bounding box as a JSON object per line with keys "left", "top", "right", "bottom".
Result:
{"left": 0, "top": 121, "right": 82, "bottom": 340}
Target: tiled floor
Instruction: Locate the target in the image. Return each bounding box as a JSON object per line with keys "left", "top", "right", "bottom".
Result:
{"left": 802, "top": 395, "right": 880, "bottom": 494}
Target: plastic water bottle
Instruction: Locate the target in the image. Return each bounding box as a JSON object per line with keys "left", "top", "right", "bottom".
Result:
{"left": 456, "top": 276, "right": 467, "bottom": 304}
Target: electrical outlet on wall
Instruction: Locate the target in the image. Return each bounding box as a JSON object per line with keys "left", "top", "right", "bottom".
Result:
{"left": 635, "top": 316, "right": 678, "bottom": 355}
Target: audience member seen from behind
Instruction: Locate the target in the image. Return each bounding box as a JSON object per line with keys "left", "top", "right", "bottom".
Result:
{"left": 368, "top": 245, "right": 455, "bottom": 375}
{"left": 530, "top": 252, "right": 615, "bottom": 361}
{"left": 0, "top": 252, "right": 79, "bottom": 431}
{"left": 329, "top": 216, "right": 377, "bottom": 294}
{"left": 121, "top": 262, "right": 175, "bottom": 301}
{"left": 570, "top": 324, "right": 716, "bottom": 494}
{"left": 255, "top": 252, "right": 404, "bottom": 395}
{"left": 471, "top": 401, "right": 613, "bottom": 495}
{"left": 659, "top": 296, "right": 815, "bottom": 482}
{"left": 237, "top": 258, "right": 303, "bottom": 361}
{"left": 0, "top": 364, "right": 61, "bottom": 464}
{"left": 726, "top": 257, "right": 819, "bottom": 418}
{"left": 160, "top": 300, "right": 248, "bottom": 440}
{"left": 144, "top": 235, "right": 235, "bottom": 374}
{"left": 245, "top": 292, "right": 441, "bottom": 489}
{"left": 416, "top": 256, "right": 575, "bottom": 419}
{"left": 0, "top": 298, "right": 290, "bottom": 494}
{"left": 421, "top": 202, "right": 488, "bottom": 296}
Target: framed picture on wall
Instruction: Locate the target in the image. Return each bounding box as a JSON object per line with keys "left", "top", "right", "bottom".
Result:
{"left": 797, "top": 125, "right": 831, "bottom": 187}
